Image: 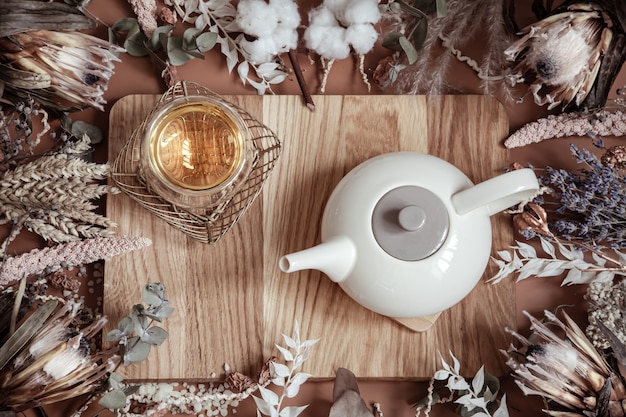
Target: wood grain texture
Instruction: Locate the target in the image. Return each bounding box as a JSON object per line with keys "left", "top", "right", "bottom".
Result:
{"left": 105, "top": 94, "right": 515, "bottom": 380}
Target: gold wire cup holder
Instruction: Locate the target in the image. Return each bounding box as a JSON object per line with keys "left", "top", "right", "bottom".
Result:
{"left": 110, "top": 81, "right": 282, "bottom": 243}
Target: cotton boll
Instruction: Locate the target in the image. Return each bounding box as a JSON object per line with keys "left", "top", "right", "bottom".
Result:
{"left": 304, "top": 25, "right": 350, "bottom": 60}
{"left": 340, "top": 0, "right": 380, "bottom": 25}
{"left": 273, "top": 26, "right": 299, "bottom": 52}
{"left": 236, "top": 0, "right": 278, "bottom": 38}
{"left": 344, "top": 23, "right": 378, "bottom": 54}
{"left": 308, "top": 5, "right": 340, "bottom": 28}
{"left": 323, "top": 0, "right": 349, "bottom": 15}
{"left": 270, "top": 0, "right": 301, "bottom": 29}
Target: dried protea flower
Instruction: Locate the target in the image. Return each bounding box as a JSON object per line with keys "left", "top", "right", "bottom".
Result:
{"left": 502, "top": 310, "right": 626, "bottom": 416}
{"left": 0, "top": 299, "right": 117, "bottom": 411}
{"left": 505, "top": 3, "right": 612, "bottom": 110}
{"left": 0, "top": 29, "right": 123, "bottom": 111}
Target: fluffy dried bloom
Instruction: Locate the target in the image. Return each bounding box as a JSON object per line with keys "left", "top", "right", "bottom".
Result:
{"left": 0, "top": 299, "right": 117, "bottom": 411}
{"left": 503, "top": 310, "right": 626, "bottom": 416}
{"left": 505, "top": 3, "right": 613, "bottom": 110}
{"left": 0, "top": 29, "right": 123, "bottom": 111}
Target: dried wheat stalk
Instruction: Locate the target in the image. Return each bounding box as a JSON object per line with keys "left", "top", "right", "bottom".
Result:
{"left": 0, "top": 152, "right": 120, "bottom": 254}
{"left": 0, "top": 236, "right": 152, "bottom": 286}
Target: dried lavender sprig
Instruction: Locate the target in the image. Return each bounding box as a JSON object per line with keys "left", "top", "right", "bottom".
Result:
{"left": 0, "top": 236, "right": 152, "bottom": 286}
{"left": 534, "top": 144, "right": 626, "bottom": 248}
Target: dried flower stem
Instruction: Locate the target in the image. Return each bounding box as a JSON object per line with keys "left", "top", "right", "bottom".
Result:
{"left": 0, "top": 236, "right": 152, "bottom": 286}
{"left": 320, "top": 59, "right": 334, "bottom": 94}
{"left": 505, "top": 110, "right": 626, "bottom": 148}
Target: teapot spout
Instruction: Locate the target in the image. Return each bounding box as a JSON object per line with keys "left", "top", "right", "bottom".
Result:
{"left": 279, "top": 236, "right": 356, "bottom": 283}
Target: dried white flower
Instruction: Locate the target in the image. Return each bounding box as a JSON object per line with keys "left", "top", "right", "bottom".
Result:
{"left": 1, "top": 29, "right": 123, "bottom": 111}
{"left": 505, "top": 3, "right": 612, "bottom": 110}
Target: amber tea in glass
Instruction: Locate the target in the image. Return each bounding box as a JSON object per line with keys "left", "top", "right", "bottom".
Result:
{"left": 140, "top": 96, "right": 251, "bottom": 208}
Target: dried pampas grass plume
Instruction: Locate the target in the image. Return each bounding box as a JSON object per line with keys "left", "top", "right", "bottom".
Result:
{"left": 390, "top": 0, "right": 513, "bottom": 98}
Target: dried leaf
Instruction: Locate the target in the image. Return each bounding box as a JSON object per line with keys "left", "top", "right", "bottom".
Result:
{"left": 123, "top": 337, "right": 151, "bottom": 365}
{"left": 0, "top": 299, "right": 57, "bottom": 370}
{"left": 258, "top": 385, "right": 279, "bottom": 407}
{"left": 279, "top": 405, "right": 308, "bottom": 417}
{"left": 98, "top": 388, "right": 127, "bottom": 410}
{"left": 399, "top": 35, "right": 418, "bottom": 64}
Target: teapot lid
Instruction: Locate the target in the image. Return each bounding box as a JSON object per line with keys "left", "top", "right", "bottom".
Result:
{"left": 371, "top": 186, "right": 449, "bottom": 261}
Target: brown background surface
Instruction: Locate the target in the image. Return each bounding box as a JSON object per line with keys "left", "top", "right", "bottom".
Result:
{"left": 33, "top": 0, "right": 626, "bottom": 416}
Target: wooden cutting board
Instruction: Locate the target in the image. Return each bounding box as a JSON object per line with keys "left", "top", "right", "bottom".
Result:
{"left": 104, "top": 94, "right": 516, "bottom": 380}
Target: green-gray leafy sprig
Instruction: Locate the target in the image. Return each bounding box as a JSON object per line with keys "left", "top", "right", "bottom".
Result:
{"left": 108, "top": 18, "right": 217, "bottom": 67}
{"left": 99, "top": 282, "right": 174, "bottom": 410}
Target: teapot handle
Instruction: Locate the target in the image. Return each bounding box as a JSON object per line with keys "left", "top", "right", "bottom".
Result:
{"left": 451, "top": 168, "right": 539, "bottom": 216}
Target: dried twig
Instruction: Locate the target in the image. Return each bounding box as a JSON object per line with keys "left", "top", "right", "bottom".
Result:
{"left": 288, "top": 49, "right": 315, "bottom": 111}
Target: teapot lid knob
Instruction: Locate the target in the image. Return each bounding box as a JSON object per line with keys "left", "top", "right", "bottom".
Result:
{"left": 372, "top": 186, "right": 449, "bottom": 261}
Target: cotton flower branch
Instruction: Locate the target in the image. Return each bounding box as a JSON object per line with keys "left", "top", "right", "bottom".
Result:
{"left": 303, "top": 0, "right": 380, "bottom": 93}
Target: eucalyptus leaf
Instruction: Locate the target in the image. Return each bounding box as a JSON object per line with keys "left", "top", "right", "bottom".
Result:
{"left": 150, "top": 25, "right": 173, "bottom": 50}
{"left": 412, "top": 19, "right": 428, "bottom": 53}
{"left": 140, "top": 325, "right": 168, "bottom": 346}
{"left": 123, "top": 337, "right": 151, "bottom": 365}
{"left": 0, "top": 299, "right": 57, "bottom": 370}
{"left": 382, "top": 32, "right": 404, "bottom": 52}
{"left": 143, "top": 303, "right": 174, "bottom": 322}
{"left": 112, "top": 18, "right": 149, "bottom": 57}
{"left": 106, "top": 316, "right": 134, "bottom": 342}
{"left": 167, "top": 36, "right": 197, "bottom": 66}
{"left": 399, "top": 35, "right": 418, "bottom": 64}
{"left": 195, "top": 32, "right": 218, "bottom": 52}
{"left": 183, "top": 27, "right": 203, "bottom": 49}
{"left": 435, "top": 0, "right": 447, "bottom": 17}
{"left": 142, "top": 282, "right": 165, "bottom": 306}
{"left": 98, "top": 389, "right": 128, "bottom": 410}
{"left": 71, "top": 120, "right": 103, "bottom": 144}
{"left": 412, "top": 0, "right": 437, "bottom": 14}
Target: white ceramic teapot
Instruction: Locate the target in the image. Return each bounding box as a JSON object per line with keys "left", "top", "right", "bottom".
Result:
{"left": 279, "top": 152, "right": 539, "bottom": 318}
